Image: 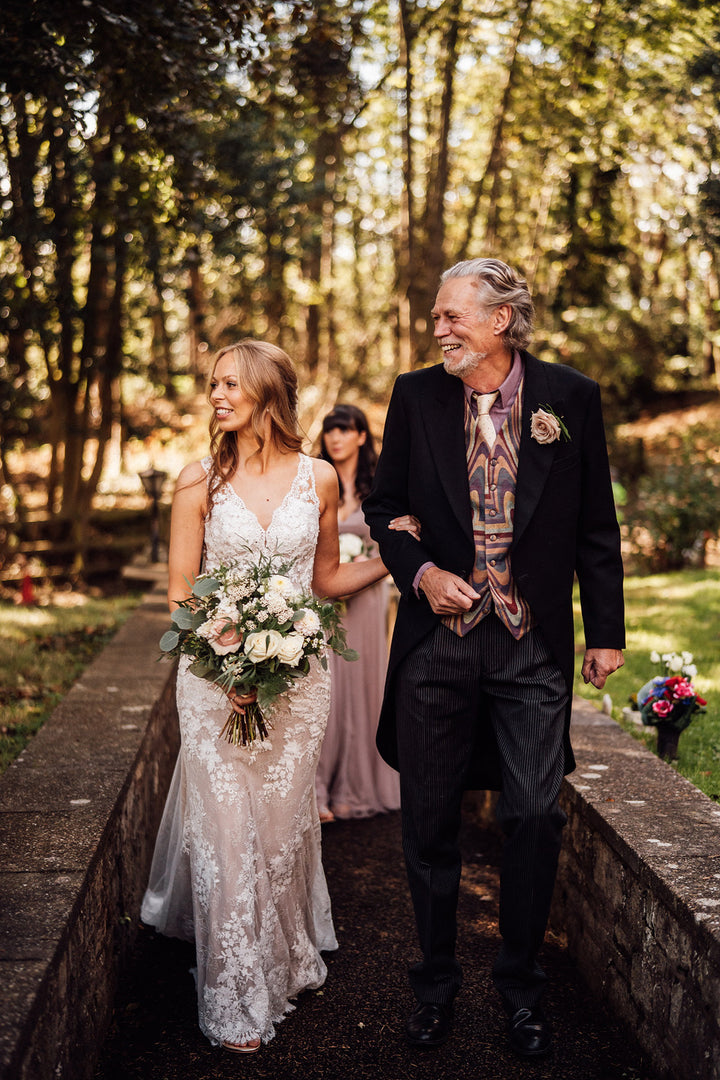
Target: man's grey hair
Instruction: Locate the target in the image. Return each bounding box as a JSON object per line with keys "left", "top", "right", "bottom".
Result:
{"left": 440, "top": 258, "right": 534, "bottom": 350}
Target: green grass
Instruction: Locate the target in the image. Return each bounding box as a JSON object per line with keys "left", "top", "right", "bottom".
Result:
{"left": 574, "top": 568, "right": 720, "bottom": 801}
{"left": 3, "top": 571, "right": 719, "bottom": 801}
{"left": 0, "top": 593, "right": 142, "bottom": 774}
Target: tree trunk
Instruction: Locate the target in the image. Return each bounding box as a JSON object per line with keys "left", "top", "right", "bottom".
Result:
{"left": 459, "top": 0, "right": 534, "bottom": 260}
{"left": 147, "top": 229, "right": 176, "bottom": 396}
{"left": 408, "top": 0, "right": 462, "bottom": 365}
{"left": 187, "top": 244, "right": 208, "bottom": 389}
{"left": 704, "top": 250, "right": 720, "bottom": 389}
{"left": 396, "top": 0, "right": 417, "bottom": 374}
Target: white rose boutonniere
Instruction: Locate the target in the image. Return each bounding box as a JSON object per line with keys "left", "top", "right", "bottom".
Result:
{"left": 530, "top": 404, "right": 571, "bottom": 444}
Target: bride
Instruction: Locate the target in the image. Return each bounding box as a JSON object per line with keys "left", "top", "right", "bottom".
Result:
{"left": 141, "top": 340, "right": 405, "bottom": 1053}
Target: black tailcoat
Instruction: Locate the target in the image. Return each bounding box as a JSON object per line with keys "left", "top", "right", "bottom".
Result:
{"left": 363, "top": 352, "right": 625, "bottom": 790}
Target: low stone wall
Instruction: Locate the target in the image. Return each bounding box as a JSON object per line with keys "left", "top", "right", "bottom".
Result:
{"left": 469, "top": 699, "right": 720, "bottom": 1080}
{"left": 0, "top": 588, "right": 179, "bottom": 1080}
{"left": 3, "top": 593, "right": 720, "bottom": 1080}
{"left": 554, "top": 701, "right": 720, "bottom": 1080}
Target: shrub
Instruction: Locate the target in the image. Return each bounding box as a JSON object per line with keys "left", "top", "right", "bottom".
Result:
{"left": 624, "top": 443, "right": 720, "bottom": 571}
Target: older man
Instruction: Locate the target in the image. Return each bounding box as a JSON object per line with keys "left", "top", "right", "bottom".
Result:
{"left": 363, "top": 258, "right": 624, "bottom": 1058}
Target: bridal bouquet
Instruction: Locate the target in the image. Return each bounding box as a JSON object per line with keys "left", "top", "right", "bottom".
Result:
{"left": 338, "top": 532, "right": 370, "bottom": 563}
{"left": 159, "top": 550, "right": 356, "bottom": 747}
{"left": 636, "top": 650, "right": 706, "bottom": 733}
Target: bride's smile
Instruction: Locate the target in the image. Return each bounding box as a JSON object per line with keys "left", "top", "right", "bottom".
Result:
{"left": 209, "top": 356, "right": 255, "bottom": 432}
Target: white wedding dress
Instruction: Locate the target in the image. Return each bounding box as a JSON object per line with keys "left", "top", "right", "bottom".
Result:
{"left": 141, "top": 454, "right": 337, "bottom": 1047}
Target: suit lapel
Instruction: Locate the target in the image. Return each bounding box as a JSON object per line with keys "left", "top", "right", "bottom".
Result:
{"left": 420, "top": 370, "right": 473, "bottom": 541}
{"left": 513, "top": 354, "right": 561, "bottom": 546}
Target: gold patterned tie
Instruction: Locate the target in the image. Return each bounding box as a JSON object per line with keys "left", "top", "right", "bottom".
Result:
{"left": 472, "top": 390, "right": 498, "bottom": 448}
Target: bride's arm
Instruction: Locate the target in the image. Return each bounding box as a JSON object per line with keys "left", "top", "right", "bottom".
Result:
{"left": 166, "top": 461, "right": 207, "bottom": 612}
{"left": 311, "top": 460, "right": 387, "bottom": 599}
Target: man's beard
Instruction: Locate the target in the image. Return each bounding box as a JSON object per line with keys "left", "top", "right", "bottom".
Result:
{"left": 443, "top": 348, "right": 487, "bottom": 379}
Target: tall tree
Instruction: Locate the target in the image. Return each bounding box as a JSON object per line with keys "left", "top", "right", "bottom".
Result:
{"left": 396, "top": 0, "right": 464, "bottom": 368}
{"left": 0, "top": 0, "right": 262, "bottom": 546}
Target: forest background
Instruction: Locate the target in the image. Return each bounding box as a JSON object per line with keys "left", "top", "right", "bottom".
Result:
{"left": 3, "top": 0, "right": 720, "bottom": 798}
{"left": 2, "top": 0, "right": 720, "bottom": 573}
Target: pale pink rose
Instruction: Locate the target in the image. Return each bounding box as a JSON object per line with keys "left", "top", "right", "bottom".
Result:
{"left": 201, "top": 616, "right": 243, "bottom": 655}
{"left": 530, "top": 408, "right": 562, "bottom": 444}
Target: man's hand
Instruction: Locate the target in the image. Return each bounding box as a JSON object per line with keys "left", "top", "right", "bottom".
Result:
{"left": 581, "top": 648, "right": 624, "bottom": 689}
{"left": 418, "top": 566, "right": 480, "bottom": 615}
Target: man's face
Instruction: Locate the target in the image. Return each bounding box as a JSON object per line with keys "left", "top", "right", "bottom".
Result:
{"left": 431, "top": 277, "right": 497, "bottom": 378}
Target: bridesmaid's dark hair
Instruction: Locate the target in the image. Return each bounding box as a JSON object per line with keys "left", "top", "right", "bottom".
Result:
{"left": 320, "top": 404, "right": 378, "bottom": 503}
{"left": 206, "top": 340, "right": 303, "bottom": 513}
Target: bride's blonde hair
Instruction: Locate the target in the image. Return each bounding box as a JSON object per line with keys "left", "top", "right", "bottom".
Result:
{"left": 206, "top": 340, "right": 303, "bottom": 512}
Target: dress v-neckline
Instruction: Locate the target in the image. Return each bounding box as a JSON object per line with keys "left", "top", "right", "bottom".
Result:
{"left": 226, "top": 454, "right": 303, "bottom": 535}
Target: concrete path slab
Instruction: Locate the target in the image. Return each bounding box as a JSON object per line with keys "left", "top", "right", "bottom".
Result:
{"left": 95, "top": 808, "right": 653, "bottom": 1080}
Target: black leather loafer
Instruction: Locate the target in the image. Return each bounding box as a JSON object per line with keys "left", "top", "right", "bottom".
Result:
{"left": 405, "top": 1001, "right": 453, "bottom": 1047}
{"left": 508, "top": 1007, "right": 552, "bottom": 1057}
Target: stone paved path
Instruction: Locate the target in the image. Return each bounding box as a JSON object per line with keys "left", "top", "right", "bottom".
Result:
{"left": 95, "top": 809, "right": 652, "bottom": 1080}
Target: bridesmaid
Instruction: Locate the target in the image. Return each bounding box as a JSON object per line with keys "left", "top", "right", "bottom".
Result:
{"left": 315, "top": 405, "right": 416, "bottom": 822}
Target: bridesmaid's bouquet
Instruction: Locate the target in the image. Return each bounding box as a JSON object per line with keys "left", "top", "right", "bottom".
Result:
{"left": 160, "top": 550, "right": 356, "bottom": 747}
{"left": 338, "top": 532, "right": 371, "bottom": 563}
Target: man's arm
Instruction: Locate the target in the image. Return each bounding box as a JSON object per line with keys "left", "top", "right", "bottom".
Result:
{"left": 365, "top": 373, "right": 479, "bottom": 613}
{"left": 575, "top": 383, "right": 626, "bottom": 669}
{"left": 363, "top": 378, "right": 435, "bottom": 595}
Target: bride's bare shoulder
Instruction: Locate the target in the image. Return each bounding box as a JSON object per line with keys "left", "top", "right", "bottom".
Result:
{"left": 173, "top": 460, "right": 208, "bottom": 499}
{"left": 310, "top": 458, "right": 339, "bottom": 495}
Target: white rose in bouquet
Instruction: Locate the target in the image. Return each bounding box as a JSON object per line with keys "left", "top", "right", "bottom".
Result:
{"left": 244, "top": 629, "right": 284, "bottom": 663}
{"left": 276, "top": 632, "right": 305, "bottom": 667}
{"left": 266, "top": 574, "right": 299, "bottom": 598}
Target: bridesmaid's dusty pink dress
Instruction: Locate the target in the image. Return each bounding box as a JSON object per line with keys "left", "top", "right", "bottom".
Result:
{"left": 315, "top": 507, "right": 401, "bottom": 819}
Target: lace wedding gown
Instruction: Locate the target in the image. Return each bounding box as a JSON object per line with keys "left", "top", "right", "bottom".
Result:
{"left": 141, "top": 454, "right": 337, "bottom": 1047}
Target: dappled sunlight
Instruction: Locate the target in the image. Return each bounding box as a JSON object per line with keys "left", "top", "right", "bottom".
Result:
{"left": 2, "top": 607, "right": 62, "bottom": 634}
{"left": 625, "top": 573, "right": 720, "bottom": 603}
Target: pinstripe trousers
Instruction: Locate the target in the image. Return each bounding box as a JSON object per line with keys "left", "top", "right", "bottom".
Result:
{"left": 394, "top": 613, "right": 568, "bottom": 1013}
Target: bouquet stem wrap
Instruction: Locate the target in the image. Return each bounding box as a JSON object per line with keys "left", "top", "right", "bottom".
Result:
{"left": 219, "top": 698, "right": 269, "bottom": 746}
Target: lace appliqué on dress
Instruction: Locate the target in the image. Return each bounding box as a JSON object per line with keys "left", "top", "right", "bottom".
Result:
{"left": 140, "top": 454, "right": 336, "bottom": 1047}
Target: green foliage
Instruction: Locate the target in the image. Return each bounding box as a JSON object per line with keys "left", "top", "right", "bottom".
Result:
{"left": 574, "top": 569, "right": 720, "bottom": 801}
{"left": 3, "top": 0, "right": 720, "bottom": 507}
{"left": 0, "top": 0, "right": 267, "bottom": 518}
{"left": 0, "top": 593, "right": 141, "bottom": 774}
{"left": 623, "top": 442, "right": 720, "bottom": 571}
